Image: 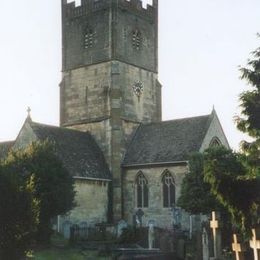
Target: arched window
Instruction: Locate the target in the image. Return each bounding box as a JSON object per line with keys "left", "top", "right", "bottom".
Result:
{"left": 135, "top": 172, "right": 148, "bottom": 208}
{"left": 210, "top": 137, "right": 221, "bottom": 147}
{"left": 162, "top": 171, "right": 175, "bottom": 208}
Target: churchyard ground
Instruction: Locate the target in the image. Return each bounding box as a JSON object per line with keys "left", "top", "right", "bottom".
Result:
{"left": 26, "top": 234, "right": 111, "bottom": 260}
{"left": 28, "top": 248, "right": 110, "bottom": 260}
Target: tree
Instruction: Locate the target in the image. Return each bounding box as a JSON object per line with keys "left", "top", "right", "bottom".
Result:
{"left": 203, "top": 146, "right": 259, "bottom": 236}
{"left": 202, "top": 40, "right": 260, "bottom": 237}
{"left": 0, "top": 165, "right": 39, "bottom": 260}
{"left": 236, "top": 38, "right": 260, "bottom": 164}
{"left": 177, "top": 153, "right": 219, "bottom": 215}
{"left": 5, "top": 141, "right": 75, "bottom": 244}
{"left": 177, "top": 151, "right": 233, "bottom": 248}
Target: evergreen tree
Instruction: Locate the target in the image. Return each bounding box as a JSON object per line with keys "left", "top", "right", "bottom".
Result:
{"left": 0, "top": 165, "right": 39, "bottom": 260}
{"left": 236, "top": 38, "right": 260, "bottom": 164}
{"left": 203, "top": 40, "right": 260, "bottom": 236}
{"left": 203, "top": 146, "right": 259, "bottom": 235}
{"left": 6, "top": 141, "right": 75, "bottom": 244}
{"left": 177, "top": 153, "right": 218, "bottom": 214}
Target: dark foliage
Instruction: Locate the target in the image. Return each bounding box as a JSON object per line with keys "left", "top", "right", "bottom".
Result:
{"left": 177, "top": 153, "right": 219, "bottom": 215}
{"left": 0, "top": 166, "right": 39, "bottom": 259}
{"left": 204, "top": 146, "right": 259, "bottom": 236}
{"left": 5, "top": 141, "right": 75, "bottom": 244}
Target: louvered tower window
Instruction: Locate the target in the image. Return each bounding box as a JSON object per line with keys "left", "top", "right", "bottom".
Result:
{"left": 84, "top": 29, "right": 94, "bottom": 49}
{"left": 132, "top": 29, "right": 142, "bottom": 50}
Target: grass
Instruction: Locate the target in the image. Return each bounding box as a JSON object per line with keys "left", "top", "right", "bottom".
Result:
{"left": 26, "top": 234, "right": 111, "bottom": 260}
{"left": 30, "top": 248, "right": 111, "bottom": 260}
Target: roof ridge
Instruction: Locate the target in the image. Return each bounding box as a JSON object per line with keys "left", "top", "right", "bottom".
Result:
{"left": 29, "top": 121, "right": 90, "bottom": 135}
{"left": 142, "top": 113, "right": 211, "bottom": 127}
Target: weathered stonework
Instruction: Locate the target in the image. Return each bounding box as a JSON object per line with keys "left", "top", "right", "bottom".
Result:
{"left": 64, "top": 179, "right": 109, "bottom": 224}
{"left": 200, "top": 110, "right": 230, "bottom": 151}
{"left": 123, "top": 165, "right": 190, "bottom": 229}
{"left": 61, "top": 0, "right": 160, "bottom": 220}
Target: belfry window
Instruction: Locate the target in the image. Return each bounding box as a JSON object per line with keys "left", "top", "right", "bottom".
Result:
{"left": 136, "top": 172, "right": 148, "bottom": 208}
{"left": 162, "top": 171, "right": 175, "bottom": 208}
{"left": 84, "top": 29, "right": 94, "bottom": 49}
{"left": 132, "top": 29, "right": 142, "bottom": 50}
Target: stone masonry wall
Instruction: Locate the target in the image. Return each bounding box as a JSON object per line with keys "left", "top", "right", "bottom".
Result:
{"left": 200, "top": 111, "right": 230, "bottom": 151}
{"left": 61, "top": 61, "right": 161, "bottom": 168}
{"left": 65, "top": 179, "right": 109, "bottom": 224}
{"left": 123, "top": 165, "right": 191, "bottom": 230}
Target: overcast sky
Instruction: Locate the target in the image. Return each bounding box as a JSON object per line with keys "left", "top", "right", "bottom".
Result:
{"left": 0, "top": 0, "right": 259, "bottom": 150}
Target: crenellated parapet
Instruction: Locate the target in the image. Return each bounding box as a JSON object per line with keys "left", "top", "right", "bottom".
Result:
{"left": 62, "top": 0, "right": 157, "bottom": 20}
{"left": 63, "top": 0, "right": 109, "bottom": 19}
{"left": 117, "top": 0, "right": 157, "bottom": 18}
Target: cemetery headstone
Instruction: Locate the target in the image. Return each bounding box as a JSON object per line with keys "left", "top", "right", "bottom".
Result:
{"left": 136, "top": 209, "right": 144, "bottom": 227}
{"left": 202, "top": 227, "right": 209, "bottom": 260}
{"left": 250, "top": 228, "right": 260, "bottom": 260}
{"left": 172, "top": 206, "right": 182, "bottom": 227}
{"left": 147, "top": 219, "right": 156, "bottom": 250}
{"left": 232, "top": 234, "right": 246, "bottom": 260}
{"left": 70, "top": 224, "right": 80, "bottom": 242}
{"left": 117, "top": 220, "right": 128, "bottom": 238}
{"left": 62, "top": 220, "right": 72, "bottom": 239}
{"left": 79, "top": 221, "right": 88, "bottom": 240}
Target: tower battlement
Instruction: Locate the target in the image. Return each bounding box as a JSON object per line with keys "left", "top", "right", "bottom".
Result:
{"left": 63, "top": 0, "right": 157, "bottom": 20}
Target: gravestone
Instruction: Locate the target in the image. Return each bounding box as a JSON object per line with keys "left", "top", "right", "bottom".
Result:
{"left": 232, "top": 234, "right": 246, "bottom": 260}
{"left": 136, "top": 209, "right": 144, "bottom": 227}
{"left": 177, "top": 239, "right": 185, "bottom": 259}
{"left": 172, "top": 206, "right": 182, "bottom": 228}
{"left": 79, "top": 221, "right": 88, "bottom": 240}
{"left": 147, "top": 220, "right": 156, "bottom": 250}
{"left": 70, "top": 224, "right": 80, "bottom": 242}
{"left": 202, "top": 227, "right": 210, "bottom": 260}
{"left": 63, "top": 221, "right": 72, "bottom": 239}
{"left": 250, "top": 228, "right": 260, "bottom": 260}
{"left": 117, "top": 220, "right": 128, "bottom": 238}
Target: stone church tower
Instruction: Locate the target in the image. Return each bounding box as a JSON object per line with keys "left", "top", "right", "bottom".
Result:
{"left": 60, "top": 0, "right": 161, "bottom": 220}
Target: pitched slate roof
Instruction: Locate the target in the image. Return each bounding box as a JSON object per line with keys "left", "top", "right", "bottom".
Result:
{"left": 123, "top": 114, "right": 213, "bottom": 166}
{"left": 26, "top": 121, "right": 111, "bottom": 180}
{"left": 0, "top": 141, "right": 14, "bottom": 159}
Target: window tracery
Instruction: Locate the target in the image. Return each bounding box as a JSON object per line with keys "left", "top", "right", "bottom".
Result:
{"left": 135, "top": 172, "right": 148, "bottom": 208}
{"left": 162, "top": 170, "right": 175, "bottom": 208}
{"left": 210, "top": 137, "right": 222, "bottom": 147}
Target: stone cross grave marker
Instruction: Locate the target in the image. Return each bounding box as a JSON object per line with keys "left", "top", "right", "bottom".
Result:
{"left": 117, "top": 220, "right": 128, "bottom": 238}
{"left": 232, "top": 234, "right": 246, "bottom": 260}
{"left": 136, "top": 209, "right": 144, "bottom": 227}
{"left": 210, "top": 211, "right": 219, "bottom": 259}
{"left": 250, "top": 228, "right": 260, "bottom": 260}
{"left": 147, "top": 219, "right": 156, "bottom": 250}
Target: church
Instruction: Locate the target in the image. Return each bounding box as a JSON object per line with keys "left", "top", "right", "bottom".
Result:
{"left": 0, "top": 0, "right": 229, "bottom": 232}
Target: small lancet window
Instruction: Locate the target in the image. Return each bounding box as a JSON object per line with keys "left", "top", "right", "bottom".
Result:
{"left": 132, "top": 29, "right": 142, "bottom": 50}
{"left": 84, "top": 29, "right": 95, "bottom": 49}
{"left": 162, "top": 171, "right": 175, "bottom": 208}
{"left": 136, "top": 172, "right": 148, "bottom": 208}
{"left": 210, "top": 137, "right": 222, "bottom": 147}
